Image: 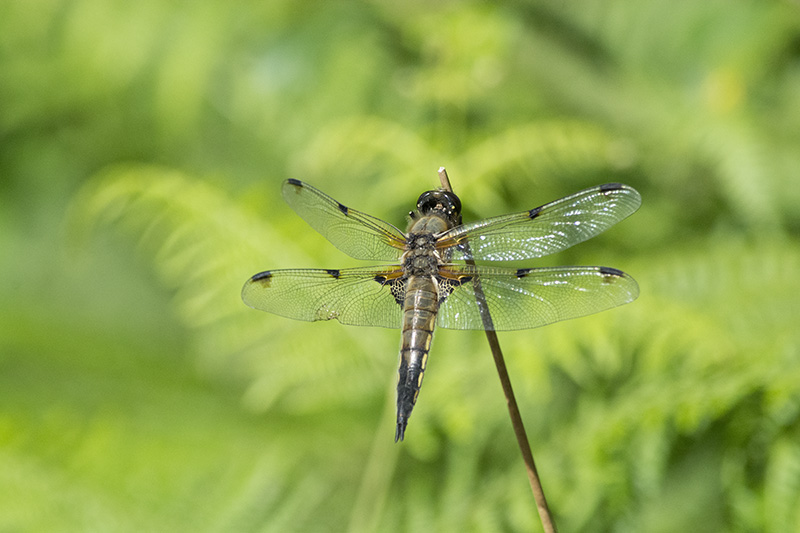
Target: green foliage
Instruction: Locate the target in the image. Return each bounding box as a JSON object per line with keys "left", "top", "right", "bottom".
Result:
{"left": 2, "top": 0, "right": 800, "bottom": 531}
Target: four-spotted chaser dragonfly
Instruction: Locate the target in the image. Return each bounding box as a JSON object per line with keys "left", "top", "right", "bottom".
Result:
{"left": 242, "top": 178, "right": 641, "bottom": 441}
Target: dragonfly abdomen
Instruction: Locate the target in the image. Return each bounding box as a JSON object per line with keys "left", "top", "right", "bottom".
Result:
{"left": 395, "top": 275, "right": 439, "bottom": 442}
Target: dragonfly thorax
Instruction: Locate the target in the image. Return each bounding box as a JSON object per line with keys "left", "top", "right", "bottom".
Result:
{"left": 406, "top": 232, "right": 436, "bottom": 249}
{"left": 403, "top": 233, "right": 440, "bottom": 276}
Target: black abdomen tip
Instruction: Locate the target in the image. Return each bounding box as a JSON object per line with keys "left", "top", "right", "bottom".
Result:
{"left": 395, "top": 417, "right": 407, "bottom": 442}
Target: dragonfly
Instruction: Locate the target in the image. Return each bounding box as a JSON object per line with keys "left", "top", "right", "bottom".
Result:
{"left": 242, "top": 178, "right": 641, "bottom": 442}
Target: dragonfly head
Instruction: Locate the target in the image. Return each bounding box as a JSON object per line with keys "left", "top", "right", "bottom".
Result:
{"left": 416, "top": 189, "right": 462, "bottom": 221}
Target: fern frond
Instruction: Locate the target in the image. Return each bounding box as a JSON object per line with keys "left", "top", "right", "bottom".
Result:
{"left": 70, "top": 166, "right": 392, "bottom": 421}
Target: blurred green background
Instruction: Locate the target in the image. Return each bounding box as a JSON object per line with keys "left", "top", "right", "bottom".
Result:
{"left": 2, "top": 0, "right": 799, "bottom": 531}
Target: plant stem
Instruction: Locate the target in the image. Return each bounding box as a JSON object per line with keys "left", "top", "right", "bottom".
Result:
{"left": 437, "top": 167, "right": 557, "bottom": 533}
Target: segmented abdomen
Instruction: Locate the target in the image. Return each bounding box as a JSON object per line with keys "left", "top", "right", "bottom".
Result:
{"left": 395, "top": 275, "right": 438, "bottom": 442}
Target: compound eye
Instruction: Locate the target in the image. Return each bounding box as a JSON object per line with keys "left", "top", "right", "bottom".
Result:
{"left": 416, "top": 191, "right": 438, "bottom": 212}
{"left": 443, "top": 191, "right": 461, "bottom": 215}
{"left": 416, "top": 190, "right": 462, "bottom": 216}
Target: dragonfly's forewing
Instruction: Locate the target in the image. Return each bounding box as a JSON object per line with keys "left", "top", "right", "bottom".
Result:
{"left": 440, "top": 183, "right": 641, "bottom": 262}
{"left": 242, "top": 265, "right": 405, "bottom": 329}
{"left": 282, "top": 179, "right": 407, "bottom": 261}
{"left": 435, "top": 265, "right": 639, "bottom": 331}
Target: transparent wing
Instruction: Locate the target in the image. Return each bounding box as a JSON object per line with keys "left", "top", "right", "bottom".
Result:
{"left": 242, "top": 265, "right": 405, "bottom": 329}
{"left": 436, "top": 265, "right": 639, "bottom": 331}
{"left": 439, "top": 183, "right": 641, "bottom": 262}
{"left": 282, "top": 179, "right": 407, "bottom": 261}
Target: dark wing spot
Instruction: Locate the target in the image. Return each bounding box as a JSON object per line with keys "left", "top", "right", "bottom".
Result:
{"left": 599, "top": 183, "right": 624, "bottom": 193}
{"left": 515, "top": 268, "right": 532, "bottom": 278}
{"left": 599, "top": 266, "right": 624, "bottom": 276}
{"left": 287, "top": 178, "right": 302, "bottom": 187}
{"left": 374, "top": 274, "right": 404, "bottom": 306}
{"left": 326, "top": 269, "right": 341, "bottom": 279}
{"left": 389, "top": 278, "right": 406, "bottom": 306}
{"left": 337, "top": 202, "right": 349, "bottom": 215}
{"left": 437, "top": 278, "right": 457, "bottom": 305}
{"left": 528, "top": 206, "right": 542, "bottom": 219}
{"left": 436, "top": 275, "right": 472, "bottom": 306}
{"left": 598, "top": 266, "right": 624, "bottom": 283}
{"left": 251, "top": 271, "right": 273, "bottom": 286}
